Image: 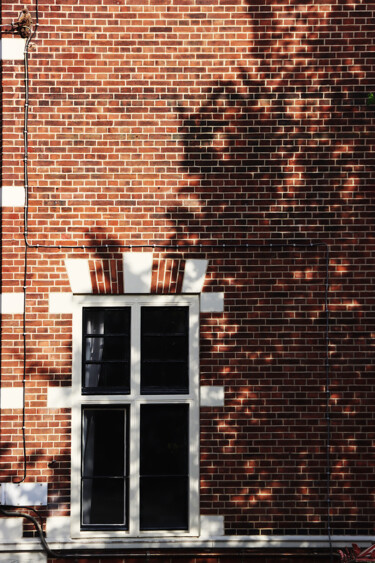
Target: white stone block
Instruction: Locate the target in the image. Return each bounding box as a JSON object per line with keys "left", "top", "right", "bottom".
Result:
{"left": 0, "top": 387, "right": 24, "bottom": 410}
{"left": 201, "top": 292, "right": 224, "bottom": 313}
{"left": 182, "top": 259, "right": 208, "bottom": 293}
{"left": 49, "top": 292, "right": 73, "bottom": 314}
{"left": 0, "top": 38, "right": 26, "bottom": 61}
{"left": 200, "top": 386, "right": 225, "bottom": 407}
{"left": 0, "top": 293, "right": 24, "bottom": 315}
{"left": 0, "top": 554, "right": 46, "bottom": 562}
{"left": 0, "top": 518, "right": 23, "bottom": 542}
{"left": 47, "top": 387, "right": 73, "bottom": 409}
{"left": 123, "top": 252, "right": 153, "bottom": 293}
{"left": 65, "top": 259, "right": 92, "bottom": 294}
{"left": 46, "top": 516, "right": 70, "bottom": 540}
{"left": 200, "top": 515, "right": 225, "bottom": 537}
{"left": 0, "top": 186, "right": 25, "bottom": 207}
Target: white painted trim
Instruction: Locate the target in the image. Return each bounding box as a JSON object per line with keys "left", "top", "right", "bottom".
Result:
{"left": 0, "top": 186, "right": 26, "bottom": 207}
{"left": 122, "top": 252, "right": 153, "bottom": 293}
{"left": 46, "top": 517, "right": 70, "bottom": 540}
{"left": 0, "top": 483, "right": 47, "bottom": 507}
{"left": 47, "top": 387, "right": 73, "bottom": 409}
{"left": 65, "top": 260, "right": 92, "bottom": 294}
{"left": 0, "top": 387, "right": 24, "bottom": 410}
{"left": 2, "top": 535, "right": 374, "bottom": 550}
{"left": 0, "top": 38, "right": 26, "bottom": 61}
{"left": 0, "top": 554, "right": 46, "bottom": 563}
{"left": 200, "top": 515, "right": 224, "bottom": 537}
{"left": 0, "top": 293, "right": 24, "bottom": 315}
{"left": 0, "top": 518, "right": 23, "bottom": 541}
{"left": 182, "top": 259, "right": 208, "bottom": 293}
{"left": 70, "top": 294, "right": 200, "bottom": 539}
{"left": 200, "top": 386, "right": 225, "bottom": 407}
{"left": 0, "top": 554, "right": 47, "bottom": 563}
{"left": 49, "top": 292, "right": 74, "bottom": 314}
{"left": 200, "top": 292, "right": 224, "bottom": 313}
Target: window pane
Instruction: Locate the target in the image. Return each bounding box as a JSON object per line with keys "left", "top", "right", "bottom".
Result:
{"left": 85, "top": 337, "right": 129, "bottom": 362}
{"left": 141, "top": 363, "right": 188, "bottom": 394}
{"left": 140, "top": 404, "right": 188, "bottom": 475}
{"left": 84, "top": 308, "right": 130, "bottom": 335}
{"left": 142, "top": 307, "right": 188, "bottom": 334}
{"left": 141, "top": 307, "right": 189, "bottom": 394}
{"left": 82, "top": 408, "right": 128, "bottom": 528}
{"left": 82, "top": 308, "right": 130, "bottom": 393}
{"left": 84, "top": 362, "right": 130, "bottom": 392}
{"left": 142, "top": 335, "right": 187, "bottom": 360}
{"left": 140, "top": 404, "right": 189, "bottom": 530}
{"left": 104, "top": 309, "right": 130, "bottom": 334}
{"left": 83, "top": 409, "right": 126, "bottom": 476}
{"left": 82, "top": 477, "right": 126, "bottom": 526}
{"left": 84, "top": 309, "right": 105, "bottom": 335}
{"left": 140, "top": 476, "right": 188, "bottom": 530}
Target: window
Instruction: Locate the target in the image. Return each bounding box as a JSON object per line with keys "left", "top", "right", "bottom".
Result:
{"left": 71, "top": 295, "right": 199, "bottom": 538}
{"left": 83, "top": 307, "right": 131, "bottom": 394}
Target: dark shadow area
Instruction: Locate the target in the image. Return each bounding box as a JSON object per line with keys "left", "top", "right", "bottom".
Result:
{"left": 174, "top": 0, "right": 375, "bottom": 536}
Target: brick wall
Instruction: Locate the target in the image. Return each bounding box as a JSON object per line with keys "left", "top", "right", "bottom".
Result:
{"left": 1, "top": 0, "right": 375, "bottom": 556}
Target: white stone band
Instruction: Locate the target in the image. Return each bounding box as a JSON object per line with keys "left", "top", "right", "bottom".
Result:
{"left": 0, "top": 293, "right": 24, "bottom": 315}
{"left": 0, "top": 387, "right": 24, "bottom": 410}
{"left": 201, "top": 292, "right": 224, "bottom": 313}
{"left": 0, "top": 38, "right": 26, "bottom": 61}
{"left": 0, "top": 186, "right": 25, "bottom": 207}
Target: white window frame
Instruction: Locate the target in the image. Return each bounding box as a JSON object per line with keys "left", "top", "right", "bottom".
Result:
{"left": 71, "top": 294, "right": 200, "bottom": 539}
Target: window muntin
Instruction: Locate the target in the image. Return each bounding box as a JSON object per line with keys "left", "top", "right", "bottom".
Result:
{"left": 71, "top": 295, "right": 199, "bottom": 539}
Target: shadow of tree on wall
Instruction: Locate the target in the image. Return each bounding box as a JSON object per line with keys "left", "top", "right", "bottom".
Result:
{"left": 175, "top": 71, "right": 371, "bottom": 239}
{"left": 172, "top": 0, "right": 375, "bottom": 537}
{"left": 1, "top": 0, "right": 374, "bottom": 545}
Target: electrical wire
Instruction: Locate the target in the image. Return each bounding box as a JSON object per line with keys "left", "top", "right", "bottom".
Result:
{"left": 0, "top": 506, "right": 64, "bottom": 559}
{"left": 13, "top": 3, "right": 39, "bottom": 484}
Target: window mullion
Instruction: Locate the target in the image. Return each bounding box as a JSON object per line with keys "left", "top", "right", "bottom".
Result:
{"left": 129, "top": 403, "right": 140, "bottom": 535}
{"left": 129, "top": 304, "right": 141, "bottom": 535}
{"left": 132, "top": 304, "right": 141, "bottom": 398}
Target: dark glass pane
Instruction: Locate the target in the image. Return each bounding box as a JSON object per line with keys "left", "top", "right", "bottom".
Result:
{"left": 84, "top": 337, "right": 103, "bottom": 362}
{"left": 141, "top": 307, "right": 189, "bottom": 393}
{"left": 142, "top": 335, "right": 187, "bottom": 361}
{"left": 141, "top": 363, "right": 188, "bottom": 394}
{"left": 82, "top": 409, "right": 125, "bottom": 476}
{"left": 82, "top": 477, "right": 126, "bottom": 525}
{"left": 140, "top": 476, "right": 188, "bottom": 530}
{"left": 140, "top": 404, "right": 188, "bottom": 475}
{"left": 84, "top": 362, "right": 130, "bottom": 392}
{"left": 105, "top": 308, "right": 130, "bottom": 335}
{"left": 85, "top": 336, "right": 129, "bottom": 362}
{"left": 142, "top": 307, "right": 188, "bottom": 335}
{"left": 84, "top": 309, "right": 105, "bottom": 335}
{"left": 83, "top": 308, "right": 130, "bottom": 335}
